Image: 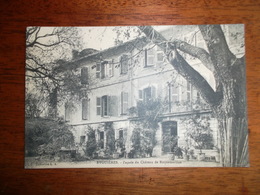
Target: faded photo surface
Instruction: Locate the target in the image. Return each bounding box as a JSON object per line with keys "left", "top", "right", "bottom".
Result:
{"left": 25, "top": 25, "right": 248, "bottom": 168}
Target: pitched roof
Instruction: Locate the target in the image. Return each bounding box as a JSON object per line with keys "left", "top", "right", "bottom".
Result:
{"left": 54, "top": 36, "right": 150, "bottom": 73}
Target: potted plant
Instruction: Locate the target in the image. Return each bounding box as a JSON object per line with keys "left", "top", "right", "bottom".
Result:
{"left": 182, "top": 147, "right": 190, "bottom": 161}
{"left": 174, "top": 147, "right": 183, "bottom": 159}
{"left": 188, "top": 149, "right": 195, "bottom": 160}
{"left": 197, "top": 150, "right": 205, "bottom": 161}
{"left": 183, "top": 116, "right": 214, "bottom": 161}
{"left": 182, "top": 138, "right": 192, "bottom": 161}
{"left": 163, "top": 135, "right": 179, "bottom": 160}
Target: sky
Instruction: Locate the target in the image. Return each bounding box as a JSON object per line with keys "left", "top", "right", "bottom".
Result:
{"left": 80, "top": 26, "right": 171, "bottom": 51}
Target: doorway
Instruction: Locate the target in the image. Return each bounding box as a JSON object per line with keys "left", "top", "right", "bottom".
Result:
{"left": 162, "top": 121, "right": 178, "bottom": 153}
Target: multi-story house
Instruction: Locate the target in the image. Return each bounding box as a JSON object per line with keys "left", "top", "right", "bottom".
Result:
{"left": 57, "top": 25, "right": 244, "bottom": 159}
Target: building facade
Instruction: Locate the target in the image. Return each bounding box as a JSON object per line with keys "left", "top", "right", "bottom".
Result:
{"left": 57, "top": 25, "right": 244, "bottom": 159}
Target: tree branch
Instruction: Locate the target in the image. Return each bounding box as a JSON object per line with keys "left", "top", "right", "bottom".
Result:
{"left": 26, "top": 27, "right": 41, "bottom": 47}
{"left": 199, "top": 25, "right": 236, "bottom": 80}
{"left": 138, "top": 26, "right": 222, "bottom": 106}
{"left": 26, "top": 67, "right": 62, "bottom": 83}
{"left": 138, "top": 26, "right": 168, "bottom": 53}
{"left": 171, "top": 39, "right": 221, "bottom": 90}
{"left": 172, "top": 40, "right": 215, "bottom": 73}
{"left": 29, "top": 40, "right": 65, "bottom": 48}
{"left": 168, "top": 48, "right": 222, "bottom": 106}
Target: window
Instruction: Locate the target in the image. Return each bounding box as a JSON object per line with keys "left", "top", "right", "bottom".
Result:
{"left": 97, "top": 95, "right": 118, "bottom": 117}
{"left": 143, "top": 87, "right": 152, "bottom": 102}
{"left": 139, "top": 86, "right": 156, "bottom": 102}
{"left": 80, "top": 67, "right": 88, "bottom": 84}
{"left": 82, "top": 99, "right": 88, "bottom": 120}
{"left": 108, "top": 61, "right": 114, "bottom": 77}
{"left": 102, "top": 95, "right": 109, "bottom": 116}
{"left": 120, "top": 54, "right": 129, "bottom": 74}
{"left": 169, "top": 84, "right": 180, "bottom": 112}
{"left": 121, "top": 92, "right": 128, "bottom": 115}
{"left": 144, "top": 48, "right": 155, "bottom": 67}
{"left": 171, "top": 85, "right": 179, "bottom": 104}
{"left": 97, "top": 61, "right": 114, "bottom": 79}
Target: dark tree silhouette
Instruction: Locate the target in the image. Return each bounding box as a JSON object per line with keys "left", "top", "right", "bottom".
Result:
{"left": 26, "top": 27, "right": 84, "bottom": 117}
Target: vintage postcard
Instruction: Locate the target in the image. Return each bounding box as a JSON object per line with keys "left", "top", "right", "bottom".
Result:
{"left": 25, "top": 24, "right": 249, "bottom": 168}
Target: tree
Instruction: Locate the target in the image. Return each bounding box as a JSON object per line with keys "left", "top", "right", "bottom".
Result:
{"left": 184, "top": 116, "right": 214, "bottom": 153}
{"left": 138, "top": 25, "right": 248, "bottom": 167}
{"left": 26, "top": 27, "right": 84, "bottom": 117}
{"left": 25, "top": 118, "right": 75, "bottom": 157}
{"left": 85, "top": 127, "right": 97, "bottom": 157}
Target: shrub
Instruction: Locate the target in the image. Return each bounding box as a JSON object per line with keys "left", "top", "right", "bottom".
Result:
{"left": 85, "top": 127, "right": 97, "bottom": 157}
{"left": 25, "top": 117, "right": 75, "bottom": 157}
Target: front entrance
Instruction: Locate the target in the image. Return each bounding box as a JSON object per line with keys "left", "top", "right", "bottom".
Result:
{"left": 162, "top": 121, "right": 178, "bottom": 153}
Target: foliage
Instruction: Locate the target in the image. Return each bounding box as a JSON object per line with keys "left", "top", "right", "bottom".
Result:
{"left": 174, "top": 147, "right": 183, "bottom": 158}
{"left": 26, "top": 27, "right": 85, "bottom": 116}
{"left": 25, "top": 93, "right": 45, "bottom": 118}
{"left": 131, "top": 128, "right": 153, "bottom": 157}
{"left": 25, "top": 118, "right": 75, "bottom": 157}
{"left": 85, "top": 126, "right": 97, "bottom": 157}
{"left": 163, "top": 135, "right": 179, "bottom": 152}
{"left": 135, "top": 98, "right": 166, "bottom": 128}
{"left": 130, "top": 99, "right": 166, "bottom": 157}
{"left": 183, "top": 115, "right": 214, "bottom": 153}
{"left": 105, "top": 123, "right": 116, "bottom": 154}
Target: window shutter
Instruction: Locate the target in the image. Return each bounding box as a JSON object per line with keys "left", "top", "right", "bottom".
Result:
{"left": 81, "top": 67, "right": 88, "bottom": 84}
{"left": 157, "top": 46, "right": 164, "bottom": 62}
{"left": 82, "top": 99, "right": 88, "bottom": 120}
{"left": 101, "top": 62, "right": 105, "bottom": 79}
{"left": 96, "top": 97, "right": 101, "bottom": 115}
{"left": 121, "top": 92, "right": 128, "bottom": 115}
{"left": 107, "top": 95, "right": 111, "bottom": 116}
{"left": 120, "top": 54, "right": 128, "bottom": 74}
{"left": 96, "top": 63, "right": 101, "bottom": 78}
{"left": 108, "top": 60, "right": 114, "bottom": 77}
{"left": 187, "top": 82, "right": 192, "bottom": 102}
{"left": 144, "top": 49, "right": 148, "bottom": 67}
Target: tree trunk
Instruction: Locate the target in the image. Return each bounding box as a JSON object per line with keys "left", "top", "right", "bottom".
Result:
{"left": 217, "top": 114, "right": 248, "bottom": 167}
{"left": 214, "top": 57, "right": 249, "bottom": 167}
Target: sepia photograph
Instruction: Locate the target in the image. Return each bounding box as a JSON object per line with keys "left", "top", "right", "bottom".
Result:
{"left": 25, "top": 24, "right": 249, "bottom": 168}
